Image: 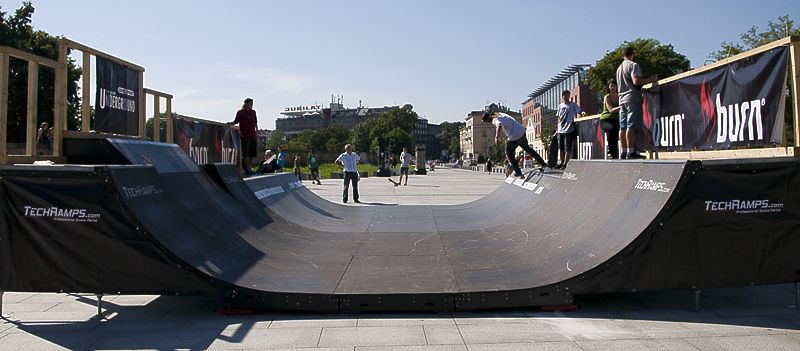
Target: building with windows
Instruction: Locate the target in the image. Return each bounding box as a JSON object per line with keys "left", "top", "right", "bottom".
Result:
{"left": 523, "top": 64, "right": 600, "bottom": 155}
{"left": 413, "top": 118, "right": 442, "bottom": 160}
{"left": 459, "top": 103, "right": 521, "bottom": 161}
{"left": 276, "top": 98, "right": 396, "bottom": 138}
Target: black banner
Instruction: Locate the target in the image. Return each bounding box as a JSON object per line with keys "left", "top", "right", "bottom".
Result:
{"left": 576, "top": 46, "right": 789, "bottom": 158}
{"left": 95, "top": 57, "right": 139, "bottom": 135}
{"left": 173, "top": 115, "right": 240, "bottom": 164}
{"left": 643, "top": 47, "right": 789, "bottom": 151}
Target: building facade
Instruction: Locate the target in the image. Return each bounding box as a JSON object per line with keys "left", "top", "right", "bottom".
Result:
{"left": 276, "top": 100, "right": 396, "bottom": 138}
{"left": 524, "top": 64, "right": 600, "bottom": 155}
{"left": 412, "top": 118, "right": 442, "bottom": 160}
{"left": 459, "top": 103, "right": 522, "bottom": 161}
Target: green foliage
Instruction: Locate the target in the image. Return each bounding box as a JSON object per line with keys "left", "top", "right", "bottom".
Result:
{"left": 285, "top": 125, "right": 350, "bottom": 152}
{"left": 145, "top": 114, "right": 167, "bottom": 141}
{"left": 709, "top": 15, "right": 799, "bottom": 61}
{"left": 586, "top": 38, "right": 690, "bottom": 94}
{"left": 541, "top": 122, "right": 557, "bottom": 157}
{"left": 368, "top": 104, "right": 419, "bottom": 154}
{"left": 488, "top": 140, "right": 505, "bottom": 163}
{"left": 266, "top": 130, "right": 285, "bottom": 150}
{"left": 349, "top": 122, "right": 372, "bottom": 152}
{"left": 1, "top": 2, "right": 82, "bottom": 143}
{"left": 436, "top": 121, "right": 464, "bottom": 158}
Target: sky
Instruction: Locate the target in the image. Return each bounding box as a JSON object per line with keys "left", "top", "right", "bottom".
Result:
{"left": 5, "top": 0, "right": 799, "bottom": 129}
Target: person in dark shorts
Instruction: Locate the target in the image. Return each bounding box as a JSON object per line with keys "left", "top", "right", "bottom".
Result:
{"left": 307, "top": 150, "right": 321, "bottom": 185}
{"left": 555, "top": 90, "right": 586, "bottom": 169}
{"left": 228, "top": 98, "right": 258, "bottom": 174}
{"left": 399, "top": 147, "right": 414, "bottom": 186}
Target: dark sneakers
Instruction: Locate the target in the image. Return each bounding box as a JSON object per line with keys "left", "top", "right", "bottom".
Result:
{"left": 627, "top": 152, "right": 647, "bottom": 159}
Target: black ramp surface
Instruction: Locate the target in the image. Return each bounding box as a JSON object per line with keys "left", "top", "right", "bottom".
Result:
{"left": 2, "top": 138, "right": 800, "bottom": 312}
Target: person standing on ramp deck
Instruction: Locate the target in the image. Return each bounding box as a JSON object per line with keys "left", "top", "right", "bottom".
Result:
{"left": 335, "top": 144, "right": 361, "bottom": 203}
{"left": 616, "top": 46, "right": 658, "bottom": 159}
{"left": 482, "top": 111, "right": 546, "bottom": 178}
{"left": 227, "top": 98, "right": 258, "bottom": 175}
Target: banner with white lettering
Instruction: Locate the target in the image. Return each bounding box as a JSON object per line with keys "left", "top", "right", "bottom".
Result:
{"left": 643, "top": 46, "right": 789, "bottom": 151}
{"left": 95, "top": 57, "right": 139, "bottom": 135}
{"left": 172, "top": 115, "right": 240, "bottom": 164}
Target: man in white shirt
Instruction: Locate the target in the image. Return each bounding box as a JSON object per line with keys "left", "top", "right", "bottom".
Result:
{"left": 335, "top": 144, "right": 361, "bottom": 203}
{"left": 399, "top": 147, "right": 414, "bottom": 186}
{"left": 482, "top": 111, "right": 547, "bottom": 178}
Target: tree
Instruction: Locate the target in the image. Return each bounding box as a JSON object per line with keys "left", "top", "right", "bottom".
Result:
{"left": 349, "top": 122, "right": 372, "bottom": 153}
{"left": 361, "top": 104, "right": 419, "bottom": 154}
{"left": 318, "top": 125, "right": 349, "bottom": 152}
{"left": 1, "top": 2, "right": 82, "bottom": 143}
{"left": 266, "top": 130, "right": 285, "bottom": 150}
{"left": 586, "top": 38, "right": 690, "bottom": 94}
{"left": 709, "top": 15, "right": 799, "bottom": 61}
{"left": 436, "top": 121, "right": 464, "bottom": 158}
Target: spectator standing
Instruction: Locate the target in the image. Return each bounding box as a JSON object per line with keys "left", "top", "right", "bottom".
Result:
{"left": 399, "top": 147, "right": 414, "bottom": 186}
{"left": 599, "top": 79, "right": 621, "bottom": 159}
{"left": 335, "top": 144, "right": 360, "bottom": 203}
{"left": 292, "top": 154, "right": 302, "bottom": 181}
{"left": 276, "top": 146, "right": 286, "bottom": 171}
{"left": 227, "top": 98, "right": 258, "bottom": 174}
{"left": 307, "top": 150, "right": 321, "bottom": 185}
{"left": 556, "top": 90, "right": 586, "bottom": 169}
{"left": 37, "top": 122, "right": 51, "bottom": 147}
{"left": 616, "top": 46, "right": 658, "bottom": 159}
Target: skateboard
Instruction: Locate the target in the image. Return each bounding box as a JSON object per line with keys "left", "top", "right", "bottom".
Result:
{"left": 387, "top": 178, "right": 400, "bottom": 186}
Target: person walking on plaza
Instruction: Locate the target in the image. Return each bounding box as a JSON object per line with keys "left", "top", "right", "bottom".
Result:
{"left": 482, "top": 110, "right": 547, "bottom": 178}
{"left": 227, "top": 98, "right": 258, "bottom": 175}
{"left": 399, "top": 147, "right": 414, "bottom": 186}
{"left": 307, "top": 150, "right": 321, "bottom": 185}
{"left": 556, "top": 90, "right": 586, "bottom": 169}
{"left": 276, "top": 146, "right": 286, "bottom": 171}
{"left": 335, "top": 144, "right": 360, "bottom": 203}
{"left": 616, "top": 46, "right": 658, "bottom": 159}
{"left": 292, "top": 154, "right": 302, "bottom": 181}
{"left": 599, "top": 79, "right": 621, "bottom": 159}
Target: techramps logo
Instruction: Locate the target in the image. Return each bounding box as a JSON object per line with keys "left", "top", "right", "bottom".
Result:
{"left": 705, "top": 199, "right": 784, "bottom": 215}
{"left": 23, "top": 206, "right": 101, "bottom": 223}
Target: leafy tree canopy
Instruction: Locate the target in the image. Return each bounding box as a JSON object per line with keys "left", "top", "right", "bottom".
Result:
{"left": 586, "top": 38, "right": 690, "bottom": 94}
{"left": 709, "top": 15, "right": 799, "bottom": 61}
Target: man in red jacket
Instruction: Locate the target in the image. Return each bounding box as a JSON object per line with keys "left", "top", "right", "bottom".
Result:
{"left": 228, "top": 98, "right": 259, "bottom": 175}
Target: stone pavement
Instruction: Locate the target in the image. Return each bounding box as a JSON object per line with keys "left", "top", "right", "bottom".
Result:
{"left": 1, "top": 167, "right": 799, "bottom": 350}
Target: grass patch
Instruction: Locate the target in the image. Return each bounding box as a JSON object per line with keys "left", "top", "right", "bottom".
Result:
{"left": 281, "top": 163, "right": 379, "bottom": 179}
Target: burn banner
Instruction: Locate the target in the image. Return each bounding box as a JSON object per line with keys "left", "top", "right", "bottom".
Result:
{"left": 172, "top": 115, "right": 241, "bottom": 164}
{"left": 95, "top": 57, "right": 140, "bottom": 135}
{"left": 643, "top": 46, "right": 789, "bottom": 151}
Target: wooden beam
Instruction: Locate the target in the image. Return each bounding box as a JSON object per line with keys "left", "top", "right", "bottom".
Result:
{"left": 165, "top": 98, "right": 173, "bottom": 143}
{"left": 53, "top": 42, "right": 68, "bottom": 157}
{"left": 137, "top": 70, "right": 145, "bottom": 138}
{"left": 143, "top": 88, "right": 173, "bottom": 99}
{"left": 25, "top": 61, "right": 38, "bottom": 156}
{"left": 791, "top": 41, "right": 800, "bottom": 147}
{"left": 0, "top": 53, "right": 8, "bottom": 163}
{"left": 655, "top": 147, "right": 795, "bottom": 160}
{"left": 153, "top": 95, "right": 160, "bottom": 142}
{"left": 0, "top": 46, "right": 58, "bottom": 68}
{"left": 81, "top": 51, "right": 91, "bottom": 132}
{"left": 59, "top": 38, "right": 145, "bottom": 72}
{"left": 644, "top": 36, "right": 798, "bottom": 89}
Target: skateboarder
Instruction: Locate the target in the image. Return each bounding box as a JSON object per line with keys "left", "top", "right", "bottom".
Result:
{"left": 482, "top": 111, "right": 546, "bottom": 178}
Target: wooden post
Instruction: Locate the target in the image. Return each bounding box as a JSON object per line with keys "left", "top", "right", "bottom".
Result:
{"left": 166, "top": 97, "right": 173, "bottom": 143}
{"left": 137, "top": 70, "right": 145, "bottom": 138}
{"left": 25, "top": 61, "right": 39, "bottom": 156}
{"left": 791, "top": 41, "right": 800, "bottom": 148}
{"left": 53, "top": 42, "right": 68, "bottom": 157}
{"left": 0, "top": 53, "right": 8, "bottom": 163}
{"left": 81, "top": 51, "right": 91, "bottom": 132}
{"left": 153, "top": 95, "right": 160, "bottom": 142}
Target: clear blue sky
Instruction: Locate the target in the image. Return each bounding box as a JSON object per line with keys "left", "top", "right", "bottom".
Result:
{"left": 7, "top": 0, "right": 799, "bottom": 129}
